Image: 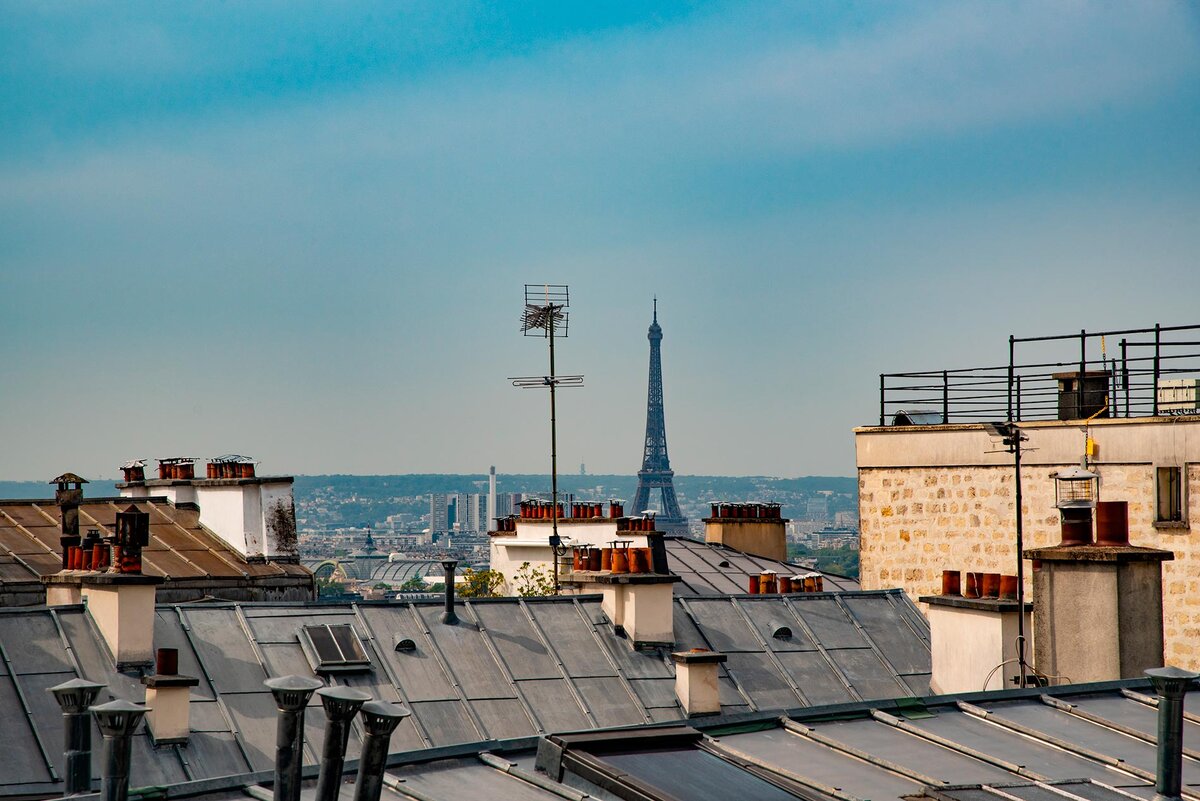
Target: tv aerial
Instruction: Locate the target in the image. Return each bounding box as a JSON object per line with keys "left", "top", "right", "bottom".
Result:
{"left": 509, "top": 284, "right": 584, "bottom": 592}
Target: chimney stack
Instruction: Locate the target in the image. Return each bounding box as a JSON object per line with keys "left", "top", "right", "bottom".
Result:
{"left": 81, "top": 505, "right": 162, "bottom": 669}
{"left": 48, "top": 678, "right": 107, "bottom": 795}
{"left": 52, "top": 473, "right": 88, "bottom": 571}
{"left": 315, "top": 686, "right": 371, "bottom": 801}
{"left": 352, "top": 701, "right": 411, "bottom": 801}
{"left": 90, "top": 700, "right": 149, "bottom": 801}
{"left": 1026, "top": 500, "right": 1173, "bottom": 682}
{"left": 1146, "top": 666, "right": 1198, "bottom": 801}
{"left": 265, "top": 675, "right": 324, "bottom": 801}
{"left": 703, "top": 502, "right": 788, "bottom": 561}
{"left": 671, "top": 649, "right": 727, "bottom": 716}
{"left": 141, "top": 648, "right": 200, "bottom": 745}
{"left": 441, "top": 560, "right": 459, "bottom": 625}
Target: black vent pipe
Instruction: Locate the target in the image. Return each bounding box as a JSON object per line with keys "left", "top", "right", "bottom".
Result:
{"left": 314, "top": 685, "right": 370, "bottom": 801}
{"left": 440, "top": 560, "right": 459, "bottom": 625}
{"left": 48, "top": 678, "right": 106, "bottom": 795}
{"left": 352, "top": 701, "right": 411, "bottom": 801}
{"left": 90, "top": 700, "right": 148, "bottom": 801}
{"left": 265, "top": 675, "right": 324, "bottom": 801}
{"left": 1146, "top": 666, "right": 1199, "bottom": 801}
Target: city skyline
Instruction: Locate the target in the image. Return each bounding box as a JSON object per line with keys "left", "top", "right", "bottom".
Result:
{"left": 3, "top": 2, "right": 1199, "bottom": 480}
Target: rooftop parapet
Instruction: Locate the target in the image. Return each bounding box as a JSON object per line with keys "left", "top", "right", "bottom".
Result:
{"left": 876, "top": 322, "right": 1200, "bottom": 426}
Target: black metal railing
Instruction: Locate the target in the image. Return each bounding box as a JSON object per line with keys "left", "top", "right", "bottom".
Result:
{"left": 878, "top": 323, "right": 1200, "bottom": 425}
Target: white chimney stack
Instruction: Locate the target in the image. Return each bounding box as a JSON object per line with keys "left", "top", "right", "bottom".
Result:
{"left": 671, "top": 649, "right": 727, "bottom": 716}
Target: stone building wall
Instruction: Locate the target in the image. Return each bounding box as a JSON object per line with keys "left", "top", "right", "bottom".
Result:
{"left": 856, "top": 417, "right": 1200, "bottom": 670}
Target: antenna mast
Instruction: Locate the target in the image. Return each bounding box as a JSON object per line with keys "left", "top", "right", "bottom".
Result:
{"left": 510, "top": 284, "right": 583, "bottom": 592}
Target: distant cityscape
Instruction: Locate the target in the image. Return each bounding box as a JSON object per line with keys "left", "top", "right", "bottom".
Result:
{"left": 293, "top": 471, "right": 860, "bottom": 570}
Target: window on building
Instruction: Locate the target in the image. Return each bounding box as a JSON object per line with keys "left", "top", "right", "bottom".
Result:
{"left": 1156, "top": 466, "right": 1184, "bottom": 523}
{"left": 299, "top": 624, "right": 371, "bottom": 673}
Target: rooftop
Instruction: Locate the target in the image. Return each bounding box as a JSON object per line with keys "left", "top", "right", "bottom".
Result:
{"left": 0, "top": 588, "right": 928, "bottom": 797}
{"left": 0, "top": 497, "right": 311, "bottom": 606}
{"left": 664, "top": 536, "right": 859, "bottom": 595}
{"left": 64, "top": 677, "right": 1200, "bottom": 801}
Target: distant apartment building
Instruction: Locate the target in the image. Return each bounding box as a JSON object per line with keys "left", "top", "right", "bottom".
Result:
{"left": 429, "top": 493, "right": 451, "bottom": 533}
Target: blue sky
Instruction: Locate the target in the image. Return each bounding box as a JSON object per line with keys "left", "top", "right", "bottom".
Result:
{"left": 2, "top": 1, "right": 1199, "bottom": 480}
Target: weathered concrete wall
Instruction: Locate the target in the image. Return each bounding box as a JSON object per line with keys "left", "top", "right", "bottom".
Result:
{"left": 856, "top": 417, "right": 1200, "bottom": 669}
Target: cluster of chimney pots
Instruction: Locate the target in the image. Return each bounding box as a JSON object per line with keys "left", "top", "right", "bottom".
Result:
{"left": 121, "top": 458, "right": 258, "bottom": 482}
{"left": 940, "top": 501, "right": 1133, "bottom": 600}
{"left": 572, "top": 542, "right": 657, "bottom": 574}
{"left": 941, "top": 570, "right": 1019, "bottom": 600}
{"left": 747, "top": 571, "right": 824, "bottom": 594}
{"left": 709, "top": 502, "right": 783, "bottom": 519}
{"left": 519, "top": 500, "right": 624, "bottom": 519}
{"left": 65, "top": 512, "right": 149, "bottom": 575}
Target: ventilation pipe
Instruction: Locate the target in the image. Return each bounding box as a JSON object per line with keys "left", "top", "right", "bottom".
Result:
{"left": 90, "top": 700, "right": 148, "bottom": 801}
{"left": 440, "top": 560, "right": 459, "bottom": 625}
{"left": 1146, "top": 667, "right": 1199, "bottom": 801}
{"left": 265, "top": 675, "right": 324, "bottom": 801}
{"left": 314, "top": 686, "right": 370, "bottom": 801}
{"left": 48, "top": 678, "right": 106, "bottom": 795}
{"left": 352, "top": 701, "right": 411, "bottom": 801}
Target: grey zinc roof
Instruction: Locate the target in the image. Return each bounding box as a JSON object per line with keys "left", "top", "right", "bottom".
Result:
{"left": 664, "top": 535, "right": 860, "bottom": 595}
{"left": 115, "top": 680, "right": 1200, "bottom": 801}
{"left": 0, "top": 588, "right": 927, "bottom": 797}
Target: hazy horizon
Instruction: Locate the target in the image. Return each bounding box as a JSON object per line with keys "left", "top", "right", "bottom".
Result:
{"left": 3, "top": 2, "right": 1198, "bottom": 480}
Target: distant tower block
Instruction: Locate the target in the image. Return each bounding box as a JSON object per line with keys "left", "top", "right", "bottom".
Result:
{"left": 632, "top": 299, "right": 688, "bottom": 535}
{"left": 488, "top": 466, "right": 497, "bottom": 532}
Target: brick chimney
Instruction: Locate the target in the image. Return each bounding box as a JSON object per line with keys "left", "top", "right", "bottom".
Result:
{"left": 703, "top": 502, "right": 787, "bottom": 561}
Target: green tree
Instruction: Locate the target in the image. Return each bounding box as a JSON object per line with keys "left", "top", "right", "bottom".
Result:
{"left": 459, "top": 568, "right": 504, "bottom": 598}
{"left": 398, "top": 576, "right": 427, "bottom": 593}
{"left": 513, "top": 562, "right": 556, "bottom": 596}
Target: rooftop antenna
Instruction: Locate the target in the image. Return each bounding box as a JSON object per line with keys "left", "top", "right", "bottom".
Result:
{"left": 510, "top": 284, "right": 584, "bottom": 593}
{"left": 983, "top": 421, "right": 1033, "bottom": 688}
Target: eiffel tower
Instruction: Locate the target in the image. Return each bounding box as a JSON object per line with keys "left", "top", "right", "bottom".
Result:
{"left": 631, "top": 299, "right": 688, "bottom": 535}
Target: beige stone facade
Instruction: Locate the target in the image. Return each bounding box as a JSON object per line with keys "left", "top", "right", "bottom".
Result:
{"left": 855, "top": 416, "right": 1200, "bottom": 669}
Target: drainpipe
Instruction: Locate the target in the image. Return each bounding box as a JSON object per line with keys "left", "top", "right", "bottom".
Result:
{"left": 1146, "top": 667, "right": 1199, "bottom": 801}
{"left": 265, "top": 675, "right": 324, "bottom": 801}
{"left": 440, "top": 560, "right": 459, "bottom": 625}
{"left": 314, "top": 686, "right": 370, "bottom": 801}
{"left": 352, "top": 701, "right": 411, "bottom": 801}
{"left": 89, "top": 700, "right": 149, "bottom": 801}
{"left": 48, "top": 678, "right": 106, "bottom": 795}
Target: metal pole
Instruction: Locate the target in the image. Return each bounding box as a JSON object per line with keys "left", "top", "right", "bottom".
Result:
{"left": 1121, "top": 338, "right": 1129, "bottom": 417}
{"left": 265, "top": 676, "right": 323, "bottom": 801}
{"left": 1154, "top": 324, "right": 1162, "bottom": 415}
{"left": 352, "top": 702, "right": 410, "bottom": 801}
{"left": 942, "top": 370, "right": 949, "bottom": 424}
{"left": 314, "top": 687, "right": 370, "bottom": 801}
{"left": 1078, "top": 329, "right": 1086, "bottom": 418}
{"left": 879, "top": 374, "right": 885, "bottom": 426}
{"left": 1013, "top": 428, "right": 1028, "bottom": 688}
{"left": 440, "top": 560, "right": 458, "bottom": 625}
{"left": 549, "top": 316, "right": 560, "bottom": 593}
{"left": 1145, "top": 667, "right": 1199, "bottom": 801}
{"left": 89, "top": 701, "right": 147, "bottom": 801}
{"left": 1008, "top": 335, "right": 1015, "bottom": 422}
